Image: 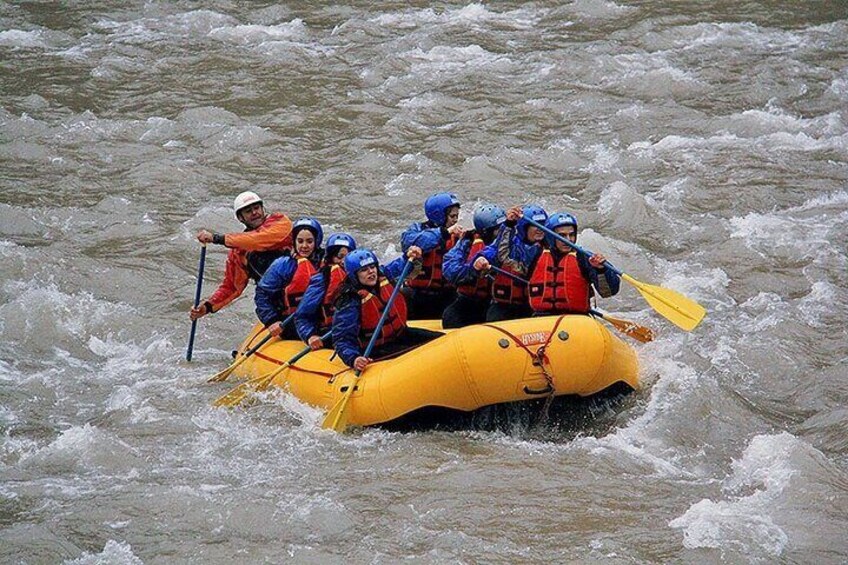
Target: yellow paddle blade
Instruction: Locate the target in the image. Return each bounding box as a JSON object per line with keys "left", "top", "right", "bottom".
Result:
{"left": 321, "top": 380, "right": 357, "bottom": 432}
{"left": 212, "top": 381, "right": 252, "bottom": 408}
{"left": 207, "top": 360, "right": 241, "bottom": 383}
{"left": 621, "top": 274, "right": 706, "bottom": 331}
{"left": 253, "top": 362, "right": 290, "bottom": 392}
{"left": 212, "top": 363, "right": 291, "bottom": 408}
{"left": 207, "top": 333, "right": 275, "bottom": 383}
{"left": 600, "top": 313, "right": 655, "bottom": 343}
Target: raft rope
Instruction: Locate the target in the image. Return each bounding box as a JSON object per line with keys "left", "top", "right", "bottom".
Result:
{"left": 244, "top": 314, "right": 569, "bottom": 421}
{"left": 241, "top": 328, "right": 267, "bottom": 354}
{"left": 248, "top": 343, "right": 417, "bottom": 386}
{"left": 482, "top": 315, "right": 566, "bottom": 426}
{"left": 325, "top": 341, "right": 422, "bottom": 384}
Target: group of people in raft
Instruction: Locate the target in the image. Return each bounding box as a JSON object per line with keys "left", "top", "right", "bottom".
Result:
{"left": 191, "top": 191, "right": 620, "bottom": 372}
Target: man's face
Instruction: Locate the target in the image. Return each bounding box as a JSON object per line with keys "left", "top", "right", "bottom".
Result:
{"left": 356, "top": 264, "right": 378, "bottom": 286}
{"left": 237, "top": 203, "right": 265, "bottom": 229}
{"left": 554, "top": 225, "right": 576, "bottom": 252}
{"left": 445, "top": 205, "right": 460, "bottom": 228}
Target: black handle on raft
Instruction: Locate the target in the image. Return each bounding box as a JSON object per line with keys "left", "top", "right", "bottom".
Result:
{"left": 523, "top": 384, "right": 554, "bottom": 395}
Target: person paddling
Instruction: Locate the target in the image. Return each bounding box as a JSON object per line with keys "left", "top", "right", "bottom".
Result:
{"left": 294, "top": 232, "right": 357, "bottom": 351}
{"left": 332, "top": 247, "right": 442, "bottom": 372}
{"left": 441, "top": 203, "right": 506, "bottom": 328}
{"left": 484, "top": 204, "right": 548, "bottom": 322}
{"left": 526, "top": 212, "right": 620, "bottom": 315}
{"left": 254, "top": 218, "right": 324, "bottom": 340}
{"left": 190, "top": 191, "right": 293, "bottom": 321}
{"left": 400, "top": 192, "right": 464, "bottom": 320}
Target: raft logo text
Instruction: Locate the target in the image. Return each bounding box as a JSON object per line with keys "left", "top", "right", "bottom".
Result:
{"left": 519, "top": 331, "right": 550, "bottom": 346}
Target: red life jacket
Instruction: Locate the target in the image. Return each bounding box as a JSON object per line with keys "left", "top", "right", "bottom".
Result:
{"left": 456, "top": 235, "right": 490, "bottom": 300}
{"left": 527, "top": 249, "right": 591, "bottom": 314}
{"left": 282, "top": 257, "right": 318, "bottom": 315}
{"left": 358, "top": 278, "right": 408, "bottom": 348}
{"left": 491, "top": 263, "right": 528, "bottom": 305}
{"left": 406, "top": 232, "right": 458, "bottom": 291}
{"left": 318, "top": 264, "right": 347, "bottom": 329}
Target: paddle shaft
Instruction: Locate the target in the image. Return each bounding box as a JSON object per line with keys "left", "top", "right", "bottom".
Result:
{"left": 254, "top": 310, "right": 297, "bottom": 350}
{"left": 186, "top": 245, "right": 207, "bottom": 362}
{"left": 277, "top": 329, "right": 333, "bottom": 375}
{"left": 521, "top": 217, "right": 624, "bottom": 276}
{"left": 209, "top": 330, "right": 275, "bottom": 380}
{"left": 522, "top": 216, "right": 706, "bottom": 331}
{"left": 258, "top": 329, "right": 334, "bottom": 387}
{"left": 589, "top": 308, "right": 612, "bottom": 320}
{"left": 214, "top": 329, "right": 332, "bottom": 407}
{"left": 357, "top": 259, "right": 414, "bottom": 376}
{"left": 243, "top": 332, "right": 274, "bottom": 358}
{"left": 209, "top": 309, "right": 304, "bottom": 383}
{"left": 488, "top": 264, "right": 528, "bottom": 285}
{"left": 322, "top": 259, "right": 414, "bottom": 431}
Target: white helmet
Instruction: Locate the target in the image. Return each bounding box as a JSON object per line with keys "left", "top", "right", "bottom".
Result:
{"left": 233, "top": 191, "right": 263, "bottom": 218}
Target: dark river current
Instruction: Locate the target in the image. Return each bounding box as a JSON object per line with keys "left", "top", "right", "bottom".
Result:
{"left": 2, "top": 1, "right": 847, "bottom": 563}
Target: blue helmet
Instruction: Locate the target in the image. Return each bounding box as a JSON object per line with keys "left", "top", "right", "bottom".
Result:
{"left": 473, "top": 204, "right": 506, "bottom": 233}
{"left": 545, "top": 212, "right": 578, "bottom": 247}
{"left": 517, "top": 204, "right": 548, "bottom": 241}
{"left": 344, "top": 249, "right": 379, "bottom": 282}
{"left": 325, "top": 232, "right": 357, "bottom": 256}
{"left": 424, "top": 192, "right": 461, "bottom": 226}
{"left": 292, "top": 217, "right": 323, "bottom": 248}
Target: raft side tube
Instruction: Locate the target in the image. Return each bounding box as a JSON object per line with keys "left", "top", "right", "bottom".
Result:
{"left": 228, "top": 317, "right": 639, "bottom": 428}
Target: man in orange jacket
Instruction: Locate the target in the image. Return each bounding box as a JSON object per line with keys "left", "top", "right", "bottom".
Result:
{"left": 189, "top": 191, "right": 293, "bottom": 321}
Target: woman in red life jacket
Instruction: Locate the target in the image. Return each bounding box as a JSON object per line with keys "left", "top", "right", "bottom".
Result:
{"left": 485, "top": 204, "right": 549, "bottom": 322}
{"left": 190, "top": 191, "right": 293, "bottom": 321}
{"left": 527, "top": 213, "right": 620, "bottom": 315}
{"left": 293, "top": 233, "right": 357, "bottom": 351}
{"left": 254, "top": 218, "right": 325, "bottom": 340}
{"left": 400, "top": 192, "right": 464, "bottom": 320}
{"left": 332, "top": 247, "right": 442, "bottom": 372}
{"left": 441, "top": 203, "right": 506, "bottom": 328}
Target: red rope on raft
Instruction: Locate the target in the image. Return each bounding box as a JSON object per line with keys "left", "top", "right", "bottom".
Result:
{"left": 481, "top": 316, "right": 567, "bottom": 424}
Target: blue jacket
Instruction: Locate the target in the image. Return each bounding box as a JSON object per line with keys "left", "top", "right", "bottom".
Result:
{"left": 254, "top": 255, "right": 298, "bottom": 326}
{"left": 401, "top": 221, "right": 449, "bottom": 253}
{"left": 254, "top": 252, "right": 322, "bottom": 327}
{"left": 294, "top": 269, "right": 331, "bottom": 341}
{"left": 382, "top": 256, "right": 411, "bottom": 279}
{"left": 443, "top": 232, "right": 497, "bottom": 286}
{"left": 331, "top": 257, "right": 418, "bottom": 368}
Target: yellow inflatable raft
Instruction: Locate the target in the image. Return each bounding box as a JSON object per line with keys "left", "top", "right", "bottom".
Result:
{"left": 227, "top": 315, "right": 639, "bottom": 428}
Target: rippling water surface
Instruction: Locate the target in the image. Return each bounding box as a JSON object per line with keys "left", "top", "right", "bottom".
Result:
{"left": 2, "top": 1, "right": 847, "bottom": 563}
